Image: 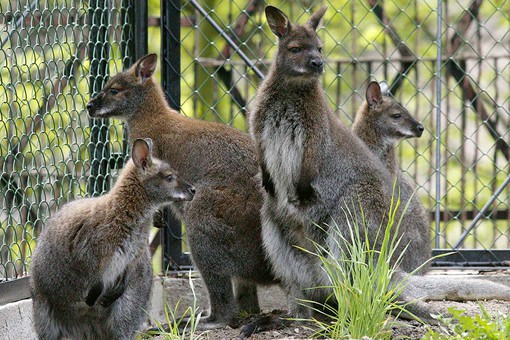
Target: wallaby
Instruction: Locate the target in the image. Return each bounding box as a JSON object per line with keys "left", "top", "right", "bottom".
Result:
{"left": 353, "top": 81, "right": 425, "bottom": 178}
{"left": 249, "top": 5, "right": 510, "bottom": 324}
{"left": 86, "top": 55, "right": 277, "bottom": 329}
{"left": 30, "top": 138, "right": 195, "bottom": 339}
{"left": 352, "top": 81, "right": 430, "bottom": 273}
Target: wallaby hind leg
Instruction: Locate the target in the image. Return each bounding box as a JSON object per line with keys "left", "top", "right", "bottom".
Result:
{"left": 32, "top": 299, "right": 64, "bottom": 340}
{"left": 233, "top": 279, "right": 260, "bottom": 315}
{"left": 274, "top": 280, "right": 313, "bottom": 319}
{"left": 109, "top": 254, "right": 153, "bottom": 339}
{"left": 199, "top": 270, "right": 238, "bottom": 328}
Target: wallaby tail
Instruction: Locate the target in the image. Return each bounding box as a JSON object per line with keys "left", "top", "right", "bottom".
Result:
{"left": 398, "top": 270, "right": 510, "bottom": 301}
{"left": 393, "top": 269, "right": 510, "bottom": 323}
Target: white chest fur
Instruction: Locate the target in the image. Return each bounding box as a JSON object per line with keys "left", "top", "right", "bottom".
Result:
{"left": 261, "top": 115, "right": 305, "bottom": 204}
{"left": 102, "top": 236, "right": 144, "bottom": 289}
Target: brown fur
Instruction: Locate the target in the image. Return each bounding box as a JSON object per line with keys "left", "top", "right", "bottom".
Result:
{"left": 86, "top": 55, "right": 276, "bottom": 329}
{"left": 353, "top": 81, "right": 430, "bottom": 273}
{"left": 30, "top": 139, "right": 195, "bottom": 339}
{"left": 249, "top": 5, "right": 510, "bottom": 326}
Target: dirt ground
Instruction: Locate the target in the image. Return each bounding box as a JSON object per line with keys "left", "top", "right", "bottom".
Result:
{"left": 149, "top": 271, "right": 510, "bottom": 339}
{"left": 197, "top": 300, "right": 510, "bottom": 339}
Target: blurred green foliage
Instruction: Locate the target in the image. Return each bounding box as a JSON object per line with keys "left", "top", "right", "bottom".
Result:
{"left": 0, "top": 0, "right": 509, "bottom": 280}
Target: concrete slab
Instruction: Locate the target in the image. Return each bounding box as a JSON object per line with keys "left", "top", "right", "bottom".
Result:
{"left": 0, "top": 299, "right": 36, "bottom": 340}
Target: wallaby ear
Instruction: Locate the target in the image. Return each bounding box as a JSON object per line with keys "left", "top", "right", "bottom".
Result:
{"left": 131, "top": 138, "right": 153, "bottom": 171}
{"left": 307, "top": 6, "right": 327, "bottom": 31}
{"left": 265, "top": 6, "right": 291, "bottom": 38}
{"left": 134, "top": 54, "right": 158, "bottom": 82}
{"left": 379, "top": 81, "right": 390, "bottom": 96}
{"left": 143, "top": 137, "right": 154, "bottom": 152}
{"left": 366, "top": 81, "right": 383, "bottom": 108}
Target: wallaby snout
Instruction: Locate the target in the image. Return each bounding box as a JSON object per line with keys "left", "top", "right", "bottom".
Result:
{"left": 308, "top": 57, "right": 324, "bottom": 73}
{"left": 171, "top": 177, "right": 196, "bottom": 202}
{"left": 86, "top": 93, "right": 102, "bottom": 117}
{"left": 401, "top": 115, "right": 424, "bottom": 138}
{"left": 413, "top": 123, "right": 425, "bottom": 137}
{"left": 307, "top": 55, "right": 324, "bottom": 73}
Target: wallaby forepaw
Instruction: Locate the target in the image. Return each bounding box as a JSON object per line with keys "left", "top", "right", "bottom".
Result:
{"left": 98, "top": 293, "right": 122, "bottom": 307}
{"left": 85, "top": 282, "right": 104, "bottom": 306}
{"left": 152, "top": 209, "right": 166, "bottom": 228}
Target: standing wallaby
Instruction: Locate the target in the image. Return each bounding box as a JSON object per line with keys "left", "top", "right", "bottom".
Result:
{"left": 352, "top": 81, "right": 430, "bottom": 273}
{"left": 249, "top": 5, "right": 510, "bottom": 323}
{"left": 30, "top": 138, "right": 195, "bottom": 339}
{"left": 86, "top": 55, "right": 277, "bottom": 329}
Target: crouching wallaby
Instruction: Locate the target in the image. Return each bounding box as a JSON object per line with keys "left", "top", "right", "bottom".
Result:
{"left": 352, "top": 81, "right": 430, "bottom": 273}
{"left": 86, "top": 54, "right": 277, "bottom": 329}
{"left": 30, "top": 139, "right": 195, "bottom": 340}
{"left": 249, "top": 5, "right": 510, "bottom": 325}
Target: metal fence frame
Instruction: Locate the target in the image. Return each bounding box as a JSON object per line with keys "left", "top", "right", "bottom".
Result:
{"left": 0, "top": 0, "right": 146, "bottom": 304}
{"left": 158, "top": 0, "right": 510, "bottom": 269}
{"left": 1, "top": 0, "right": 509, "bottom": 305}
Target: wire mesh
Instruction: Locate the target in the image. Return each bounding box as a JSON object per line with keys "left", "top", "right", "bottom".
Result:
{"left": 1, "top": 0, "right": 509, "bottom": 284}
{"left": 0, "top": 0, "right": 132, "bottom": 281}
{"left": 176, "top": 0, "right": 510, "bottom": 260}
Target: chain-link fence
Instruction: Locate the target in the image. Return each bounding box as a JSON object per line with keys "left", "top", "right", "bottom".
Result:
{"left": 1, "top": 0, "right": 509, "bottom": 299}
{"left": 0, "top": 0, "right": 137, "bottom": 284}
{"left": 172, "top": 0, "right": 510, "bottom": 266}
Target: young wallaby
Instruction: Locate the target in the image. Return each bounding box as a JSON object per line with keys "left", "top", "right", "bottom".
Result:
{"left": 86, "top": 54, "right": 277, "bottom": 329}
{"left": 352, "top": 81, "right": 430, "bottom": 273}
{"left": 249, "top": 5, "right": 510, "bottom": 324}
{"left": 353, "top": 81, "right": 424, "bottom": 178}
{"left": 30, "top": 138, "right": 195, "bottom": 339}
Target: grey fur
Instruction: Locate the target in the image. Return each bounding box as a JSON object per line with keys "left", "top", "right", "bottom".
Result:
{"left": 352, "top": 81, "right": 430, "bottom": 273}
{"left": 30, "top": 139, "right": 195, "bottom": 339}
{"left": 250, "top": 6, "right": 510, "bottom": 323}
{"left": 86, "top": 55, "right": 277, "bottom": 329}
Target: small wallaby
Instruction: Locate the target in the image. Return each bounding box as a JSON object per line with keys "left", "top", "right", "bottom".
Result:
{"left": 249, "top": 5, "right": 510, "bottom": 324}
{"left": 352, "top": 81, "right": 430, "bottom": 273}
{"left": 30, "top": 138, "right": 195, "bottom": 339}
{"left": 353, "top": 81, "right": 424, "bottom": 178}
{"left": 86, "top": 55, "right": 277, "bottom": 329}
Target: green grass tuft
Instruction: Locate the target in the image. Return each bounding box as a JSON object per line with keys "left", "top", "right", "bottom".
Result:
{"left": 297, "top": 186, "right": 422, "bottom": 339}
{"left": 144, "top": 273, "right": 209, "bottom": 340}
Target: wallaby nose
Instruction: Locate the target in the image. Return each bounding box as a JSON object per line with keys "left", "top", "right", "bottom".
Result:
{"left": 190, "top": 186, "right": 196, "bottom": 195}
{"left": 415, "top": 124, "right": 425, "bottom": 137}
{"left": 309, "top": 57, "right": 324, "bottom": 72}
{"left": 86, "top": 93, "right": 102, "bottom": 115}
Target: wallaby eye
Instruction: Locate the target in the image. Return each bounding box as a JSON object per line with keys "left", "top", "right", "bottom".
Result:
{"left": 392, "top": 114, "right": 402, "bottom": 119}
{"left": 318, "top": 47, "right": 323, "bottom": 53}
{"left": 289, "top": 47, "right": 301, "bottom": 53}
{"left": 109, "top": 88, "right": 120, "bottom": 95}
{"left": 165, "top": 175, "right": 174, "bottom": 182}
